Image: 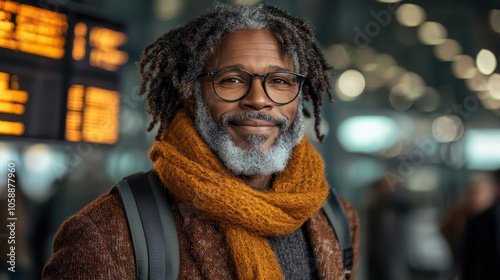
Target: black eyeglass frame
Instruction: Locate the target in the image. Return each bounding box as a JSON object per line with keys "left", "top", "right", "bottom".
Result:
{"left": 197, "top": 68, "right": 307, "bottom": 105}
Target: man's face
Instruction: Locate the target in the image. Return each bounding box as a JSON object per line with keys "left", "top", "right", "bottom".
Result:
{"left": 199, "top": 29, "right": 300, "bottom": 151}
{"left": 193, "top": 29, "right": 304, "bottom": 176}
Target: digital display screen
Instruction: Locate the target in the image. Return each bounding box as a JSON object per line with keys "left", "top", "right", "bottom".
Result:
{"left": 0, "top": 0, "right": 127, "bottom": 144}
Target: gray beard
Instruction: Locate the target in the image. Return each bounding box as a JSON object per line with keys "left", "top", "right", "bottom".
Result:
{"left": 194, "top": 91, "right": 305, "bottom": 176}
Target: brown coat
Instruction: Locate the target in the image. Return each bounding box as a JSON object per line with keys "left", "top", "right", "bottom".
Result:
{"left": 42, "top": 191, "right": 360, "bottom": 279}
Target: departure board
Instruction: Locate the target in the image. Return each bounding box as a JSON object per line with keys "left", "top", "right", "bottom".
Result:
{"left": 0, "top": 0, "right": 127, "bottom": 144}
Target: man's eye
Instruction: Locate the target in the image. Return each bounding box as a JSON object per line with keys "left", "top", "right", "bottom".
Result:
{"left": 220, "top": 77, "right": 244, "bottom": 84}
{"left": 269, "top": 78, "right": 291, "bottom": 85}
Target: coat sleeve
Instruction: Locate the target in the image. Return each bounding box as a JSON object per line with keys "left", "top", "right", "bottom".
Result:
{"left": 42, "top": 193, "right": 135, "bottom": 280}
{"left": 339, "top": 197, "right": 361, "bottom": 280}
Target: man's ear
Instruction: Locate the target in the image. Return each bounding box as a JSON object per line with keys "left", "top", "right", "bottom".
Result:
{"left": 184, "top": 95, "right": 196, "bottom": 117}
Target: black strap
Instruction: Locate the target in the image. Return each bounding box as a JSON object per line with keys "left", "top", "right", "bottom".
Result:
{"left": 146, "top": 171, "right": 180, "bottom": 279}
{"left": 112, "top": 171, "right": 179, "bottom": 280}
{"left": 323, "top": 188, "right": 354, "bottom": 279}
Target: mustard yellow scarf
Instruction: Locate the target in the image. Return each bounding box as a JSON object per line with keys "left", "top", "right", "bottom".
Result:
{"left": 150, "top": 110, "right": 330, "bottom": 279}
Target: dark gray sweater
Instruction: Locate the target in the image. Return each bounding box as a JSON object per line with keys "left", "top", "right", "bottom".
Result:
{"left": 269, "top": 225, "right": 318, "bottom": 280}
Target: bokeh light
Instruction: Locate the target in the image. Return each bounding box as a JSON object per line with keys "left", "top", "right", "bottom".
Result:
{"left": 434, "top": 39, "right": 462, "bottom": 61}
{"left": 383, "top": 65, "right": 406, "bottom": 87}
{"left": 418, "top": 21, "right": 447, "bottom": 45}
{"left": 396, "top": 4, "right": 426, "bottom": 27}
{"left": 399, "top": 72, "right": 426, "bottom": 99}
{"left": 488, "top": 73, "right": 500, "bottom": 100}
{"left": 389, "top": 84, "right": 413, "bottom": 111}
{"left": 338, "top": 116, "right": 399, "bottom": 153}
{"left": 432, "top": 115, "right": 464, "bottom": 143}
{"left": 452, "top": 55, "right": 476, "bottom": 79}
{"left": 154, "top": 0, "right": 183, "bottom": 20}
{"left": 490, "top": 9, "right": 500, "bottom": 33}
{"left": 22, "top": 144, "right": 66, "bottom": 201}
{"left": 465, "top": 130, "right": 500, "bottom": 170}
{"left": 336, "top": 70, "right": 366, "bottom": 100}
{"left": 476, "top": 49, "right": 497, "bottom": 75}
{"left": 324, "top": 44, "right": 351, "bottom": 70}
{"left": 465, "top": 69, "right": 489, "bottom": 92}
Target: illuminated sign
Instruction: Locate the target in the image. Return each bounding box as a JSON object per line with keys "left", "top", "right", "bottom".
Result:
{"left": 72, "top": 20, "right": 128, "bottom": 72}
{"left": 0, "top": 0, "right": 128, "bottom": 70}
{"left": 65, "top": 85, "right": 120, "bottom": 144}
{"left": 0, "top": 1, "right": 67, "bottom": 59}
{"left": 0, "top": 0, "right": 127, "bottom": 144}
{"left": 0, "top": 72, "right": 26, "bottom": 136}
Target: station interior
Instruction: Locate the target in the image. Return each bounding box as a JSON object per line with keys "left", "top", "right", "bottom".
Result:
{"left": 1, "top": 0, "right": 500, "bottom": 279}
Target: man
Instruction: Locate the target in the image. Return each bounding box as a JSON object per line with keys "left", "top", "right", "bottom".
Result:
{"left": 441, "top": 172, "right": 497, "bottom": 279}
{"left": 43, "top": 3, "right": 359, "bottom": 279}
{"left": 461, "top": 169, "right": 500, "bottom": 279}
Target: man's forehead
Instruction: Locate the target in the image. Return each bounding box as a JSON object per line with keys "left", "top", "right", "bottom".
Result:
{"left": 208, "top": 29, "right": 293, "bottom": 70}
{"left": 215, "top": 29, "right": 278, "bottom": 50}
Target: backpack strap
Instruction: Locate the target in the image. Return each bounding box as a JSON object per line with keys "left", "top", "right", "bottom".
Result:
{"left": 323, "top": 188, "right": 354, "bottom": 280}
{"left": 111, "top": 170, "right": 179, "bottom": 280}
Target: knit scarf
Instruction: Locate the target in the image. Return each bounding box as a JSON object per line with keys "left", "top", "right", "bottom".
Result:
{"left": 150, "top": 110, "right": 330, "bottom": 279}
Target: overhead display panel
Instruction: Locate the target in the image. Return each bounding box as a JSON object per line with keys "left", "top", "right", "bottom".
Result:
{"left": 0, "top": 0, "right": 127, "bottom": 144}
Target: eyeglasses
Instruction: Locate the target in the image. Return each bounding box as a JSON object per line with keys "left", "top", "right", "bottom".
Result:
{"left": 197, "top": 68, "right": 306, "bottom": 105}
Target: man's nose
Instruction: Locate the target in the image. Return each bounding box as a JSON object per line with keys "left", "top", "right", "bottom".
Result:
{"left": 239, "top": 79, "right": 274, "bottom": 110}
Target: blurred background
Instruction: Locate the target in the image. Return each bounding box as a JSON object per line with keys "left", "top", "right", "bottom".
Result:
{"left": 0, "top": 0, "right": 499, "bottom": 279}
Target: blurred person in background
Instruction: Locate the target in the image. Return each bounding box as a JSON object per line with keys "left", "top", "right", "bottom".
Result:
{"left": 42, "top": 3, "right": 360, "bottom": 279}
{"left": 461, "top": 168, "right": 500, "bottom": 280}
{"left": 440, "top": 172, "right": 497, "bottom": 279}
{"left": 365, "top": 176, "right": 412, "bottom": 280}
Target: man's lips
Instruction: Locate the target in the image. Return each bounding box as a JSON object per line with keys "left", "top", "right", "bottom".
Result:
{"left": 229, "top": 119, "right": 278, "bottom": 133}
{"left": 230, "top": 119, "right": 277, "bottom": 127}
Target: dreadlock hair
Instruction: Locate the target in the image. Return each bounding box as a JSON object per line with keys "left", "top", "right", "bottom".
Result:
{"left": 139, "top": 3, "right": 334, "bottom": 142}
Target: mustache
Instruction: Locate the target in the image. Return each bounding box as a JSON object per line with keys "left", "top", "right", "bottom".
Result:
{"left": 221, "top": 112, "right": 288, "bottom": 131}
